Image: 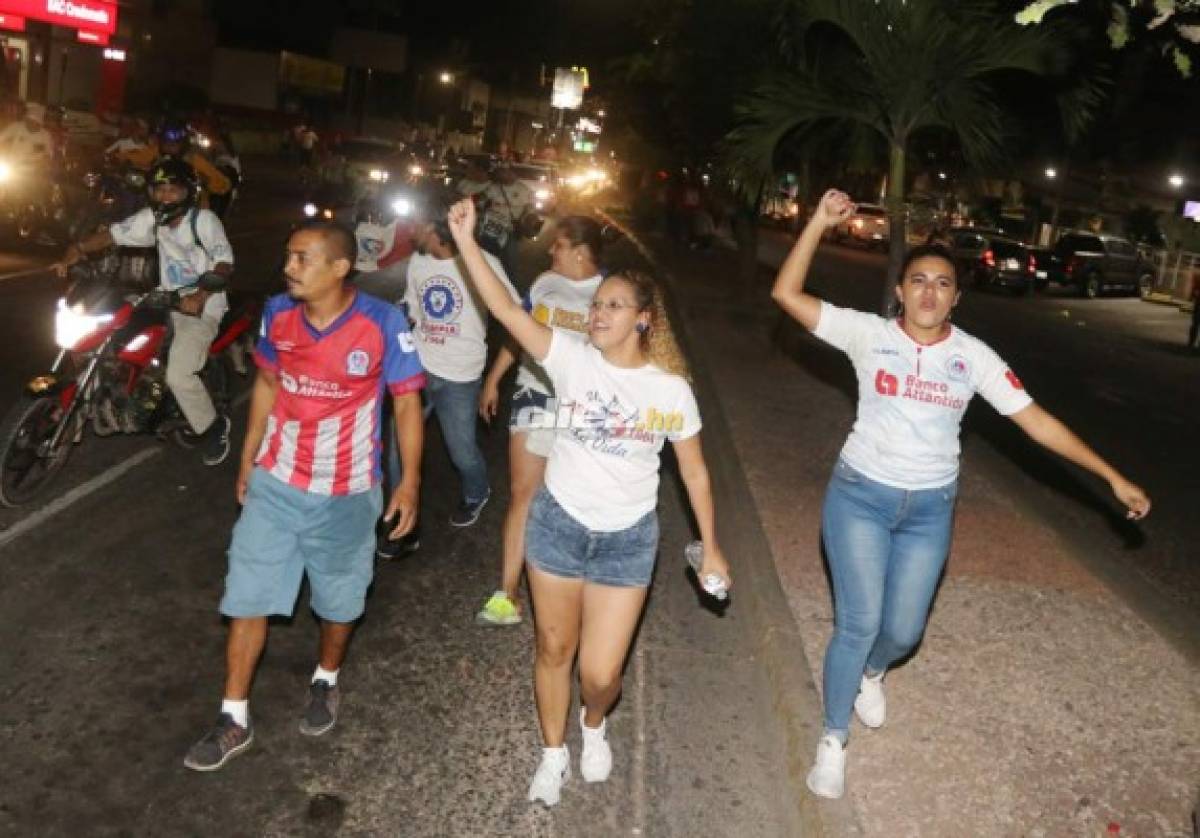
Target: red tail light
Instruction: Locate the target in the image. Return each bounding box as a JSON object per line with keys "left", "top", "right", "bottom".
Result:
{"left": 983, "top": 249, "right": 995, "bottom": 267}
{"left": 1027, "top": 254, "right": 1036, "bottom": 273}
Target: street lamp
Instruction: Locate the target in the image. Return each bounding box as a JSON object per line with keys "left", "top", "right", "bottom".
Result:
{"left": 1168, "top": 173, "right": 1185, "bottom": 188}
{"left": 439, "top": 71, "right": 454, "bottom": 85}
{"left": 1045, "top": 167, "right": 1057, "bottom": 179}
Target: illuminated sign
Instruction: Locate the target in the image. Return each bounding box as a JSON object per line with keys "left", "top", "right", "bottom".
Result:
{"left": 102, "top": 46, "right": 124, "bottom": 61}
{"left": 77, "top": 29, "right": 107, "bottom": 45}
{"left": 0, "top": 12, "right": 26, "bottom": 29}
{"left": 0, "top": 0, "right": 118, "bottom": 35}
{"left": 552, "top": 67, "right": 585, "bottom": 110}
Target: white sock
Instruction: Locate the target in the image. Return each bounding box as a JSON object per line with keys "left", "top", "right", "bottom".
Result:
{"left": 313, "top": 665, "right": 339, "bottom": 686}
{"left": 221, "top": 699, "right": 249, "bottom": 728}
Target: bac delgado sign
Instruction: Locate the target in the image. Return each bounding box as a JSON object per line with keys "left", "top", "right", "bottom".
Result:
{"left": 0, "top": 0, "right": 118, "bottom": 35}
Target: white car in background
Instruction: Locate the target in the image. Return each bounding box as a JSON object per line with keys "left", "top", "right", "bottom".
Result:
{"left": 836, "top": 202, "right": 890, "bottom": 249}
{"left": 511, "top": 163, "right": 559, "bottom": 213}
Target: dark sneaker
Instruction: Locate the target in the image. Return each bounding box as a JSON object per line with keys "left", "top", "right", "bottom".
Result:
{"left": 375, "top": 532, "right": 421, "bottom": 562}
{"left": 449, "top": 492, "right": 490, "bottom": 528}
{"left": 183, "top": 713, "right": 253, "bottom": 771}
{"left": 299, "top": 680, "right": 340, "bottom": 737}
{"left": 201, "top": 414, "right": 232, "bottom": 466}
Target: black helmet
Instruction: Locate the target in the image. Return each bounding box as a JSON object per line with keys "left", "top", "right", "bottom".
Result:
{"left": 147, "top": 155, "right": 198, "bottom": 225}
{"left": 157, "top": 118, "right": 190, "bottom": 148}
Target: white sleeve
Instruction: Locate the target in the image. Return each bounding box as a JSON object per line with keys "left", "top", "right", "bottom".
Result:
{"left": 196, "top": 210, "right": 234, "bottom": 267}
{"left": 972, "top": 341, "right": 1034, "bottom": 416}
{"left": 109, "top": 208, "right": 156, "bottom": 248}
{"left": 541, "top": 329, "right": 584, "bottom": 390}
{"left": 667, "top": 380, "right": 703, "bottom": 442}
{"left": 812, "top": 300, "right": 880, "bottom": 356}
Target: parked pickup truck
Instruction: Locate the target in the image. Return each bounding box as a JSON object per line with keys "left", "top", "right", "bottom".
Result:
{"left": 1042, "top": 231, "right": 1155, "bottom": 298}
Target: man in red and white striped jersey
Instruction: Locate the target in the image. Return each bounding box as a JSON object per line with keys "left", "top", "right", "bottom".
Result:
{"left": 184, "top": 221, "right": 425, "bottom": 772}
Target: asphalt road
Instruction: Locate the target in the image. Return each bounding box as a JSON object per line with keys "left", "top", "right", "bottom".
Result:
{"left": 0, "top": 175, "right": 1195, "bottom": 833}
{"left": 0, "top": 176, "right": 801, "bottom": 836}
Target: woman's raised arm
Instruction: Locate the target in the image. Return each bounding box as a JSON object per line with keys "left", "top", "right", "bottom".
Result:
{"left": 447, "top": 198, "right": 553, "bottom": 361}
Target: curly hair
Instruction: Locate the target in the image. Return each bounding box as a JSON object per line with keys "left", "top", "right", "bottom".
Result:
{"left": 602, "top": 269, "right": 691, "bottom": 381}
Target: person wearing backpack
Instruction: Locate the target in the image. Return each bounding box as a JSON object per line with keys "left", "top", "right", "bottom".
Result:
{"left": 53, "top": 156, "right": 236, "bottom": 466}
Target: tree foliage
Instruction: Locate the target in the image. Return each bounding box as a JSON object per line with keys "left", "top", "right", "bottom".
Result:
{"left": 1015, "top": 0, "right": 1200, "bottom": 76}
{"left": 722, "top": 0, "right": 1101, "bottom": 312}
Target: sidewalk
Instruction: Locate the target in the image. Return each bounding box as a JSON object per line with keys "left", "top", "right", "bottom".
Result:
{"left": 640, "top": 233, "right": 1200, "bottom": 836}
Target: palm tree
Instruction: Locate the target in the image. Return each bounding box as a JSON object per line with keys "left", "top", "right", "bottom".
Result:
{"left": 724, "top": 0, "right": 1101, "bottom": 314}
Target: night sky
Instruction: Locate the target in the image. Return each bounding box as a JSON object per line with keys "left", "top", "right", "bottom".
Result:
{"left": 212, "top": 0, "right": 646, "bottom": 87}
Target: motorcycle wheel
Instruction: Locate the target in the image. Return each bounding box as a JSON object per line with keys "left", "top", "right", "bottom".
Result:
{"left": 90, "top": 397, "right": 121, "bottom": 437}
{"left": 0, "top": 394, "right": 78, "bottom": 507}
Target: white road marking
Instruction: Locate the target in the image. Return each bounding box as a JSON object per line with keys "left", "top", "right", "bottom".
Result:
{"left": 0, "top": 381, "right": 251, "bottom": 550}
{"left": 0, "top": 264, "right": 53, "bottom": 282}
{"left": 0, "top": 446, "right": 161, "bottom": 549}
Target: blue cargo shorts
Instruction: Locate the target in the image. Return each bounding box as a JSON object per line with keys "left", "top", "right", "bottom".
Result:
{"left": 219, "top": 468, "right": 382, "bottom": 623}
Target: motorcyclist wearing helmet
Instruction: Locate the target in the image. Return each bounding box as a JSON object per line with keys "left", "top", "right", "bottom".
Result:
{"left": 117, "top": 118, "right": 233, "bottom": 213}
{"left": 52, "top": 156, "right": 236, "bottom": 466}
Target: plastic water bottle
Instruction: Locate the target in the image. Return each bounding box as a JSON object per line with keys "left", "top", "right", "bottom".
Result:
{"left": 685, "top": 540, "right": 728, "bottom": 601}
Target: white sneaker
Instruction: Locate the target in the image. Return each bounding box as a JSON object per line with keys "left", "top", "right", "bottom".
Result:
{"left": 579, "top": 708, "right": 613, "bottom": 783}
{"left": 528, "top": 745, "right": 571, "bottom": 807}
{"left": 806, "top": 735, "right": 846, "bottom": 799}
{"left": 854, "top": 671, "right": 886, "bottom": 728}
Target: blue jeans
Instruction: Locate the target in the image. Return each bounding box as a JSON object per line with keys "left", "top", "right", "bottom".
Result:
{"left": 819, "top": 459, "right": 957, "bottom": 743}
{"left": 425, "top": 372, "right": 490, "bottom": 504}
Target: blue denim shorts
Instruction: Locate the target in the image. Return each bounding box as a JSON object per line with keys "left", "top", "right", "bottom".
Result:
{"left": 508, "top": 386, "right": 556, "bottom": 457}
{"left": 220, "top": 468, "right": 382, "bottom": 623}
{"left": 524, "top": 486, "right": 660, "bottom": 587}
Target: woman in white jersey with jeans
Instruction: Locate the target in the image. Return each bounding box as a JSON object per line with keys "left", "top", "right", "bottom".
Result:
{"left": 446, "top": 197, "right": 731, "bottom": 807}
{"left": 475, "top": 216, "right": 606, "bottom": 626}
{"left": 773, "top": 190, "right": 1151, "bottom": 800}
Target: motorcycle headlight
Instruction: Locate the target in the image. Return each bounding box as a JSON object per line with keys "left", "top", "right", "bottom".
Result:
{"left": 55, "top": 299, "right": 113, "bottom": 350}
{"left": 0, "top": 160, "right": 12, "bottom": 183}
{"left": 303, "top": 202, "right": 318, "bottom": 218}
{"left": 408, "top": 164, "right": 424, "bottom": 177}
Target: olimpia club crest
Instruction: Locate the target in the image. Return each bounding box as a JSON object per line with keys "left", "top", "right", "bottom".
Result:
{"left": 420, "top": 276, "right": 463, "bottom": 323}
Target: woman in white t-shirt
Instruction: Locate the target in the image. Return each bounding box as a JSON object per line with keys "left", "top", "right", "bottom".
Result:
{"left": 474, "top": 216, "right": 605, "bottom": 627}
{"left": 773, "top": 190, "right": 1151, "bottom": 800}
{"left": 447, "top": 197, "right": 731, "bottom": 808}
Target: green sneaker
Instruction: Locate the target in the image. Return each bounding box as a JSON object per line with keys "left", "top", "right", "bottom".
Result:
{"left": 475, "top": 591, "right": 521, "bottom": 626}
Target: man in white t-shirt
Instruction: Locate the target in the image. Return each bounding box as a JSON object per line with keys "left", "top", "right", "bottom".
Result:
{"left": 455, "top": 158, "right": 491, "bottom": 200}
{"left": 403, "top": 202, "right": 520, "bottom": 526}
{"left": 479, "top": 163, "right": 534, "bottom": 279}
{"left": 0, "top": 104, "right": 52, "bottom": 163}
{"left": 54, "top": 157, "right": 235, "bottom": 466}
{"left": 104, "top": 116, "right": 149, "bottom": 157}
